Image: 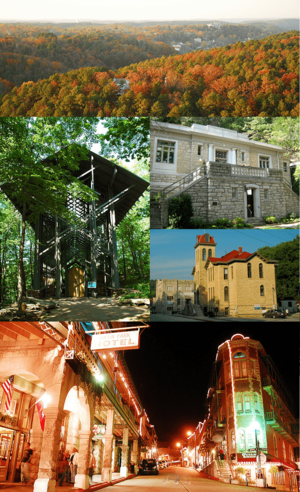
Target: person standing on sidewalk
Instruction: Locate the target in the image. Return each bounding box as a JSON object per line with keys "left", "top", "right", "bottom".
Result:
{"left": 58, "top": 449, "right": 71, "bottom": 486}
{"left": 89, "top": 451, "right": 96, "bottom": 485}
{"left": 21, "top": 443, "right": 33, "bottom": 484}
{"left": 70, "top": 448, "right": 79, "bottom": 483}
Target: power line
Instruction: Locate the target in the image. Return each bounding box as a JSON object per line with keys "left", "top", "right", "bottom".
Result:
{"left": 232, "top": 230, "right": 284, "bottom": 247}
{"left": 252, "top": 230, "right": 299, "bottom": 241}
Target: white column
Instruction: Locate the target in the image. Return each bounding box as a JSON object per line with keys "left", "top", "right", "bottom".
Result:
{"left": 102, "top": 410, "right": 115, "bottom": 483}
{"left": 231, "top": 148, "right": 237, "bottom": 164}
{"left": 208, "top": 144, "right": 214, "bottom": 161}
{"left": 120, "top": 428, "right": 129, "bottom": 478}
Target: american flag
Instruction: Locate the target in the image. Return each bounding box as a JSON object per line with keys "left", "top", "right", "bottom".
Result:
{"left": 2, "top": 375, "right": 14, "bottom": 412}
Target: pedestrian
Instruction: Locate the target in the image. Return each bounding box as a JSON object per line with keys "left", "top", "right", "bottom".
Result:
{"left": 89, "top": 451, "right": 96, "bottom": 485}
{"left": 58, "top": 449, "right": 71, "bottom": 486}
{"left": 21, "top": 442, "right": 33, "bottom": 484}
{"left": 69, "top": 447, "right": 79, "bottom": 483}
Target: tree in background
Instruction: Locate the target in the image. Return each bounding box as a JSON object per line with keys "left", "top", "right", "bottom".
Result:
{"left": 0, "top": 117, "right": 99, "bottom": 312}
{"left": 257, "top": 236, "right": 299, "bottom": 299}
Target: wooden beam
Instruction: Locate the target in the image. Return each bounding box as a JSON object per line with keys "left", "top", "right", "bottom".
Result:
{"left": 16, "top": 322, "right": 45, "bottom": 338}
{"left": 0, "top": 322, "right": 33, "bottom": 339}
{"left": 0, "top": 325, "right": 18, "bottom": 340}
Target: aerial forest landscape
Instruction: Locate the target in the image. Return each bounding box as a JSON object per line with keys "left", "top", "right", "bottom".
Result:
{"left": 0, "top": 18, "right": 298, "bottom": 117}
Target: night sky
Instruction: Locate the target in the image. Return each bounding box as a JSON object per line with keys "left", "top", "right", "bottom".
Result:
{"left": 125, "top": 324, "right": 299, "bottom": 447}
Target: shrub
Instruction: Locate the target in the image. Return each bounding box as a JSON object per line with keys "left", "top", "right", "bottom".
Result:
{"left": 168, "top": 194, "right": 193, "bottom": 228}
{"left": 189, "top": 217, "right": 205, "bottom": 229}
{"left": 214, "top": 218, "right": 232, "bottom": 228}
{"left": 264, "top": 216, "right": 278, "bottom": 224}
{"left": 232, "top": 217, "right": 245, "bottom": 225}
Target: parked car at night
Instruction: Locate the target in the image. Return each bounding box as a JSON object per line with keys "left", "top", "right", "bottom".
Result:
{"left": 139, "top": 459, "right": 159, "bottom": 475}
{"left": 262, "top": 309, "right": 286, "bottom": 319}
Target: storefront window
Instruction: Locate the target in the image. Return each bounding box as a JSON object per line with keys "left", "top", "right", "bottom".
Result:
{"left": 7, "top": 390, "right": 21, "bottom": 419}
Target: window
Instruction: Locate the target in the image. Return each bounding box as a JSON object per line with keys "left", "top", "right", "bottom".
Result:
{"left": 231, "top": 267, "right": 233, "bottom": 279}
{"left": 254, "top": 393, "right": 259, "bottom": 412}
{"left": 177, "top": 299, "right": 180, "bottom": 305}
{"left": 198, "top": 145, "right": 202, "bottom": 156}
{"left": 204, "top": 234, "right": 210, "bottom": 243}
{"left": 231, "top": 431, "right": 236, "bottom": 450}
{"left": 283, "top": 162, "right": 287, "bottom": 172}
{"left": 288, "top": 301, "right": 292, "bottom": 307}
{"left": 225, "top": 307, "right": 229, "bottom": 315}
{"left": 244, "top": 394, "right": 251, "bottom": 412}
{"left": 167, "top": 296, "right": 173, "bottom": 300}
{"left": 185, "top": 286, "right": 192, "bottom": 291}
{"left": 236, "top": 394, "right": 243, "bottom": 412}
{"left": 224, "top": 268, "right": 228, "bottom": 279}
{"left": 167, "top": 286, "right": 173, "bottom": 291}
{"left": 259, "top": 263, "right": 263, "bottom": 278}
{"left": 259, "top": 156, "right": 270, "bottom": 168}
{"left": 232, "top": 188, "right": 237, "bottom": 198}
{"left": 241, "top": 360, "right": 247, "bottom": 377}
{"left": 156, "top": 140, "right": 175, "bottom": 164}
{"left": 273, "top": 435, "right": 277, "bottom": 456}
{"left": 264, "top": 189, "right": 268, "bottom": 199}
{"left": 216, "top": 150, "right": 227, "bottom": 163}
{"left": 250, "top": 360, "right": 256, "bottom": 378}
{"left": 260, "top": 285, "right": 265, "bottom": 296}
{"left": 247, "top": 263, "right": 252, "bottom": 278}
{"left": 224, "top": 286, "right": 229, "bottom": 302}
{"left": 202, "top": 249, "right": 206, "bottom": 261}
{"left": 241, "top": 152, "right": 245, "bottom": 162}
{"left": 239, "top": 429, "right": 246, "bottom": 450}
{"left": 208, "top": 249, "right": 212, "bottom": 257}
{"left": 282, "top": 441, "right": 286, "bottom": 461}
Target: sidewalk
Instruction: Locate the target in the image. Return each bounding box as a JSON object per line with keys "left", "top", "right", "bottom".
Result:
{"left": 0, "top": 473, "right": 136, "bottom": 492}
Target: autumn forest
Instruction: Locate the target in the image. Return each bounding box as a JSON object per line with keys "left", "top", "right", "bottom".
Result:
{"left": 0, "top": 21, "right": 299, "bottom": 117}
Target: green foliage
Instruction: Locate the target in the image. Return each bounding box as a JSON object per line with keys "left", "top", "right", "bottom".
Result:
{"left": 235, "top": 467, "right": 245, "bottom": 475}
{"left": 168, "top": 194, "right": 193, "bottom": 228}
{"left": 257, "top": 236, "right": 299, "bottom": 298}
{"left": 214, "top": 218, "right": 232, "bottom": 228}
{"left": 264, "top": 216, "right": 278, "bottom": 224}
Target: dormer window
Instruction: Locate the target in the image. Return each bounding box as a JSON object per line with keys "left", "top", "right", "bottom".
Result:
{"left": 205, "top": 234, "right": 210, "bottom": 242}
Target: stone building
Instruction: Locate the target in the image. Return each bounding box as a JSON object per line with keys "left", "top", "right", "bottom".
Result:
{"left": 186, "top": 333, "right": 299, "bottom": 490}
{"left": 153, "top": 279, "right": 195, "bottom": 314}
{"left": 193, "top": 233, "right": 278, "bottom": 317}
{"left": 0, "top": 322, "right": 156, "bottom": 491}
{"left": 150, "top": 121, "right": 299, "bottom": 228}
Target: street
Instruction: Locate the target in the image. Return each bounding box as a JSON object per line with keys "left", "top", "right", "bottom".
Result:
{"left": 150, "top": 313, "right": 299, "bottom": 322}
{"left": 102, "top": 466, "right": 287, "bottom": 492}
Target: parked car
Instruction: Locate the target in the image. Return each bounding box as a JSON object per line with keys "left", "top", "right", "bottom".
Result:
{"left": 139, "top": 459, "right": 159, "bottom": 475}
{"left": 263, "top": 309, "right": 286, "bottom": 319}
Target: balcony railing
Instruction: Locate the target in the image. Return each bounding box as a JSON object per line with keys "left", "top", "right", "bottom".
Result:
{"left": 231, "top": 165, "right": 268, "bottom": 178}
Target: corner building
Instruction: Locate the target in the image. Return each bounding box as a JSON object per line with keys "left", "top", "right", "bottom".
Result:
{"left": 192, "top": 233, "right": 278, "bottom": 317}
{"left": 193, "top": 334, "right": 299, "bottom": 490}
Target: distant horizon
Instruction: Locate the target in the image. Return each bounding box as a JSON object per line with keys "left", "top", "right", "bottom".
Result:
{"left": 0, "top": 17, "right": 299, "bottom": 23}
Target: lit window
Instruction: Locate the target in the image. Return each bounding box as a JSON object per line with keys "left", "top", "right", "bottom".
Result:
{"left": 260, "top": 285, "right": 265, "bottom": 296}
{"left": 259, "top": 263, "right": 263, "bottom": 278}
{"left": 247, "top": 263, "right": 252, "bottom": 278}
{"left": 156, "top": 140, "right": 175, "bottom": 164}
{"left": 202, "top": 249, "right": 206, "bottom": 261}
{"left": 234, "top": 361, "right": 240, "bottom": 378}
{"left": 242, "top": 360, "right": 247, "bottom": 377}
{"left": 244, "top": 394, "right": 251, "bottom": 411}
{"left": 236, "top": 394, "right": 243, "bottom": 412}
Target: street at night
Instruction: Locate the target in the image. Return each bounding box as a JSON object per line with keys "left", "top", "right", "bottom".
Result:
{"left": 103, "top": 466, "right": 287, "bottom": 491}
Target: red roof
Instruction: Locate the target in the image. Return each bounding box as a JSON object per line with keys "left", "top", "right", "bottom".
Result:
{"left": 209, "top": 249, "right": 252, "bottom": 264}
{"left": 196, "top": 234, "right": 215, "bottom": 244}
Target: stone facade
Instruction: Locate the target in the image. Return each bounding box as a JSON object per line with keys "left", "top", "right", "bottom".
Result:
{"left": 154, "top": 279, "right": 194, "bottom": 313}
{"left": 150, "top": 121, "right": 299, "bottom": 227}
{"left": 193, "top": 234, "right": 278, "bottom": 317}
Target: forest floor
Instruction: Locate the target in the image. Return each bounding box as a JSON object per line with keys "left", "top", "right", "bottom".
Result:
{"left": 0, "top": 297, "right": 149, "bottom": 322}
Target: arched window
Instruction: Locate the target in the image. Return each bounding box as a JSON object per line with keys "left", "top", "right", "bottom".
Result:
{"left": 208, "top": 249, "right": 212, "bottom": 257}
{"left": 247, "top": 263, "right": 252, "bottom": 278}
{"left": 224, "top": 286, "right": 229, "bottom": 301}
{"left": 202, "top": 249, "right": 206, "bottom": 261}
{"left": 205, "top": 234, "right": 210, "bottom": 243}
{"left": 259, "top": 263, "right": 263, "bottom": 278}
{"left": 260, "top": 285, "right": 264, "bottom": 296}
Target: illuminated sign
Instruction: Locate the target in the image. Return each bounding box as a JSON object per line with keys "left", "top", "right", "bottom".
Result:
{"left": 88, "top": 281, "right": 97, "bottom": 288}
{"left": 91, "top": 330, "right": 140, "bottom": 351}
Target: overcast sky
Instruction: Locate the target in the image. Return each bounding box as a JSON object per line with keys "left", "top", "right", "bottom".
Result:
{"left": 1, "top": 0, "right": 298, "bottom": 22}
{"left": 150, "top": 229, "right": 298, "bottom": 279}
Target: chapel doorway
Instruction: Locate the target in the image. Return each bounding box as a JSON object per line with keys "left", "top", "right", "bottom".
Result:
{"left": 68, "top": 266, "right": 85, "bottom": 297}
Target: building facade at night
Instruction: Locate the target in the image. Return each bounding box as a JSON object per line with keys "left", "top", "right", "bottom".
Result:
{"left": 192, "top": 233, "right": 278, "bottom": 317}
{"left": 0, "top": 322, "right": 156, "bottom": 492}
{"left": 186, "top": 334, "right": 299, "bottom": 491}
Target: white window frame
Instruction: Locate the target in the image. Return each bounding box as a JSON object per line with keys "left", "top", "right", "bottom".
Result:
{"left": 241, "top": 150, "right": 246, "bottom": 162}
{"left": 283, "top": 162, "right": 288, "bottom": 172}
{"left": 258, "top": 154, "right": 272, "bottom": 169}
{"left": 215, "top": 147, "right": 230, "bottom": 163}
{"left": 153, "top": 137, "right": 178, "bottom": 173}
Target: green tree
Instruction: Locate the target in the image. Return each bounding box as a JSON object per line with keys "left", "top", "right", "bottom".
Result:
{"left": 0, "top": 117, "right": 99, "bottom": 312}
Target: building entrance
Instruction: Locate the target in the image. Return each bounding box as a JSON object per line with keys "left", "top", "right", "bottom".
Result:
{"left": 0, "top": 428, "right": 14, "bottom": 481}
{"left": 247, "top": 189, "right": 254, "bottom": 217}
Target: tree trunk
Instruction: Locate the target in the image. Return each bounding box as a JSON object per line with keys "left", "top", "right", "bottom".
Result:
{"left": 137, "top": 250, "right": 145, "bottom": 279}
{"left": 17, "top": 201, "right": 27, "bottom": 314}
{"left": 121, "top": 236, "right": 127, "bottom": 281}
